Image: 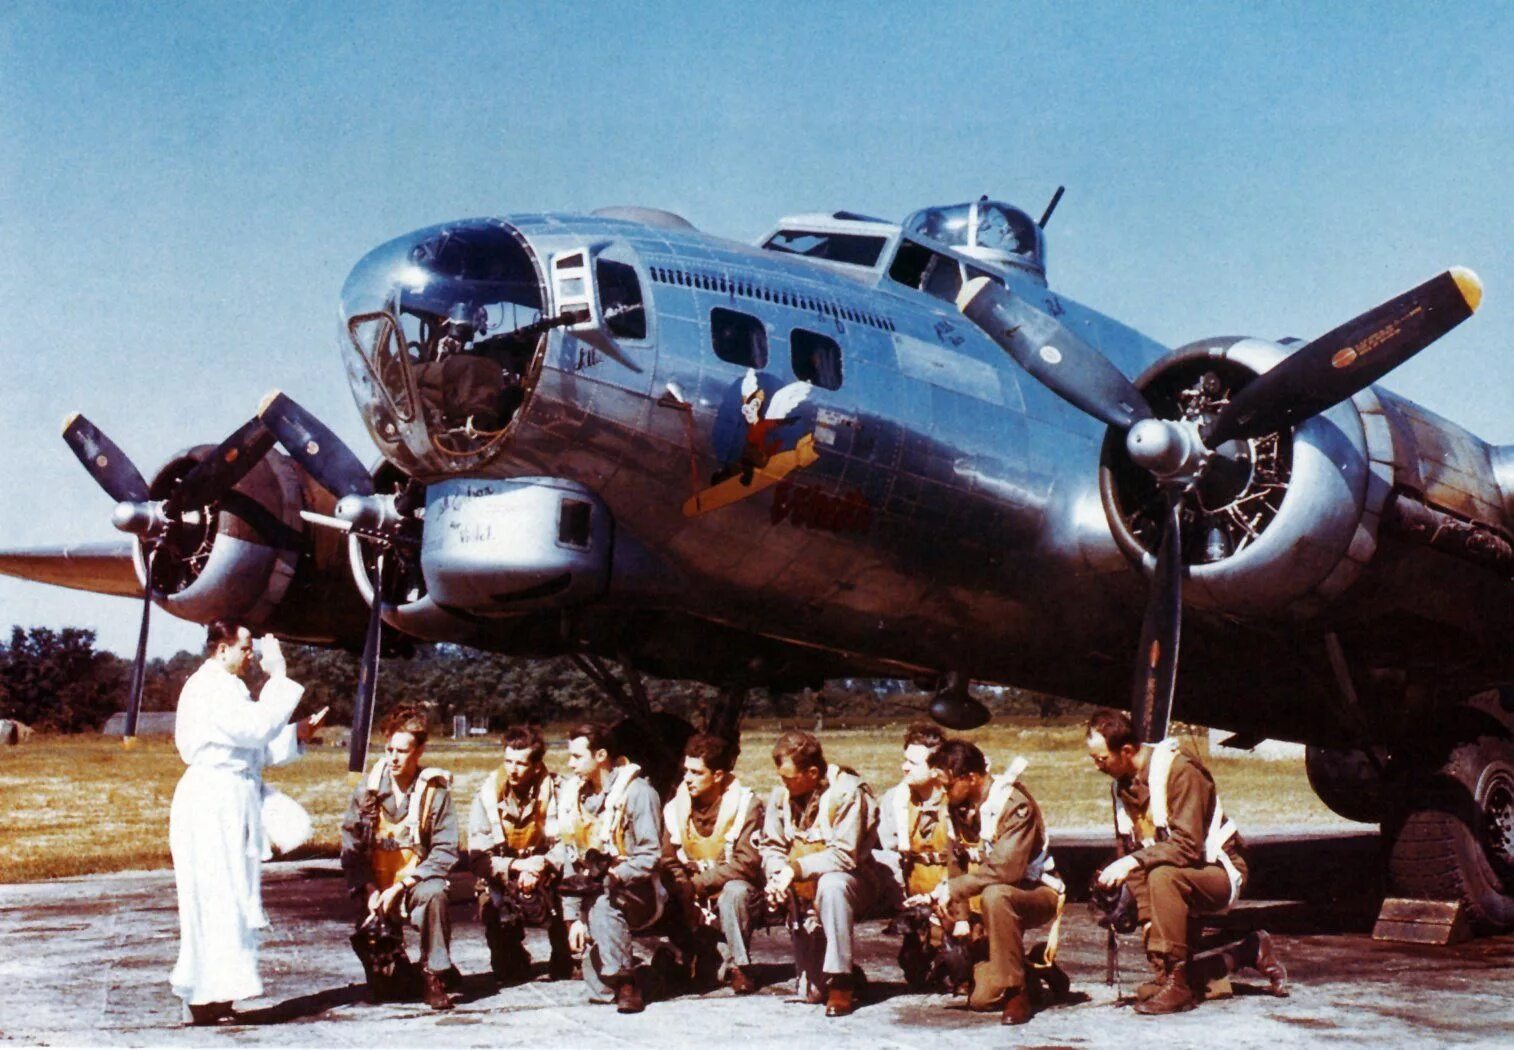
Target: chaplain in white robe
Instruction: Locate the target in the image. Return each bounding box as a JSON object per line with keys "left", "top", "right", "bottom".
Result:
{"left": 168, "top": 625, "right": 322, "bottom": 1016}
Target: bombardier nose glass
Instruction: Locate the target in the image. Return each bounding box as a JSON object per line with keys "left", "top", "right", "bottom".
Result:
{"left": 340, "top": 220, "right": 546, "bottom": 471}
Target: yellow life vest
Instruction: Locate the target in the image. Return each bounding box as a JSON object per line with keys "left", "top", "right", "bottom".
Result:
{"left": 778, "top": 764, "right": 862, "bottom": 902}
{"left": 891, "top": 784, "right": 952, "bottom": 897}
{"left": 365, "top": 760, "right": 451, "bottom": 891}
{"left": 480, "top": 768, "right": 557, "bottom": 856}
{"left": 557, "top": 762, "right": 643, "bottom": 859}
{"left": 664, "top": 779, "right": 756, "bottom": 869}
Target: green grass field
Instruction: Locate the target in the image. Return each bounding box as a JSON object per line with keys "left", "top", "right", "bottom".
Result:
{"left": 0, "top": 718, "right": 1355, "bottom": 883}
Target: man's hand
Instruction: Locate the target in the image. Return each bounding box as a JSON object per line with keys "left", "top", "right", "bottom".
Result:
{"left": 365, "top": 884, "right": 381, "bottom": 914}
{"left": 902, "top": 892, "right": 931, "bottom": 908}
{"left": 951, "top": 920, "right": 971, "bottom": 939}
{"left": 518, "top": 867, "right": 541, "bottom": 892}
{"left": 568, "top": 919, "right": 587, "bottom": 954}
{"left": 766, "top": 864, "right": 795, "bottom": 907}
{"left": 489, "top": 856, "right": 513, "bottom": 879}
{"left": 296, "top": 706, "right": 329, "bottom": 743}
{"left": 1096, "top": 854, "right": 1140, "bottom": 888}
{"left": 375, "top": 882, "right": 407, "bottom": 917}
{"left": 259, "top": 635, "right": 287, "bottom": 679}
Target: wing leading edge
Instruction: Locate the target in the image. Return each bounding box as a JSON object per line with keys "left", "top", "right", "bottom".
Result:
{"left": 0, "top": 542, "right": 141, "bottom": 599}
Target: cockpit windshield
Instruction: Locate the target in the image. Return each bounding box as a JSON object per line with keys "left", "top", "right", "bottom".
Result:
{"left": 340, "top": 220, "right": 547, "bottom": 472}
{"left": 761, "top": 229, "right": 888, "bottom": 268}
{"left": 902, "top": 199, "right": 1044, "bottom": 273}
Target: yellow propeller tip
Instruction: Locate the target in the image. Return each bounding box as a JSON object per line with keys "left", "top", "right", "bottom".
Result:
{"left": 1450, "top": 267, "right": 1483, "bottom": 312}
{"left": 60, "top": 412, "right": 80, "bottom": 435}
{"left": 257, "top": 389, "right": 285, "bottom": 417}
{"left": 121, "top": 736, "right": 138, "bottom": 750}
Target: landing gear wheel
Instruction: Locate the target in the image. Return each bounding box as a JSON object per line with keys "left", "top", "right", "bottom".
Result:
{"left": 1386, "top": 734, "right": 1514, "bottom": 932}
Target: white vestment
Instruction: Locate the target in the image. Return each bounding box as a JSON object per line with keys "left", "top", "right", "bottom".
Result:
{"left": 168, "top": 660, "right": 304, "bottom": 1006}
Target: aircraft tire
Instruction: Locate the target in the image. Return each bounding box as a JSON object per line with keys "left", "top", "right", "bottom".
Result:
{"left": 1385, "top": 734, "right": 1514, "bottom": 933}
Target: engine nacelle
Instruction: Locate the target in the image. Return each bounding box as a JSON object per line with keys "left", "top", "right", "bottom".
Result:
{"left": 136, "top": 446, "right": 369, "bottom": 645}
{"left": 1305, "top": 744, "right": 1386, "bottom": 824}
{"left": 1100, "top": 338, "right": 1389, "bottom": 617}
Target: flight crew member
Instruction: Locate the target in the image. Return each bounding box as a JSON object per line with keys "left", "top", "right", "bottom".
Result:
{"left": 1086, "top": 709, "right": 1288, "bottom": 1015}
{"left": 340, "top": 707, "right": 459, "bottom": 1011}
{"left": 876, "top": 722, "right": 950, "bottom": 908}
{"left": 926, "top": 740, "right": 1064, "bottom": 1025}
{"left": 551, "top": 722, "right": 665, "bottom": 1014}
{"left": 662, "top": 733, "right": 764, "bottom": 995}
{"left": 761, "top": 729, "right": 880, "bottom": 1018}
{"left": 467, "top": 723, "right": 572, "bottom": 984}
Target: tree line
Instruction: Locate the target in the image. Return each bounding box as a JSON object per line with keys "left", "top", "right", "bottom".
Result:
{"left": 0, "top": 625, "right": 1073, "bottom": 734}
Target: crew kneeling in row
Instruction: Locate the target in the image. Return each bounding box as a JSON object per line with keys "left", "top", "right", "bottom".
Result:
{"left": 340, "top": 707, "right": 459, "bottom": 1011}
{"left": 1087, "top": 709, "right": 1288, "bottom": 1014}
{"left": 551, "top": 722, "right": 665, "bottom": 1014}
{"left": 468, "top": 724, "right": 573, "bottom": 984}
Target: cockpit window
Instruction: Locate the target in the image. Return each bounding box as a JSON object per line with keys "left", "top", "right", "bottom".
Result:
{"left": 887, "top": 238, "right": 1002, "bottom": 303}
{"left": 761, "top": 229, "right": 887, "bottom": 268}
{"left": 902, "top": 199, "right": 1045, "bottom": 273}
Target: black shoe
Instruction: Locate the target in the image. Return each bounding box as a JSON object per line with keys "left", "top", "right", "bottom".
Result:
{"left": 421, "top": 970, "right": 454, "bottom": 1011}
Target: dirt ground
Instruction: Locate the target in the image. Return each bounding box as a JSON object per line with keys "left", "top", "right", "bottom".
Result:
{"left": 3, "top": 829, "right": 1512, "bottom": 1049}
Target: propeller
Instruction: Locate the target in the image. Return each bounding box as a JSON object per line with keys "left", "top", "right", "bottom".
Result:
{"left": 958, "top": 266, "right": 1483, "bottom": 742}
{"left": 257, "top": 390, "right": 410, "bottom": 773}
{"left": 60, "top": 413, "right": 276, "bottom": 745}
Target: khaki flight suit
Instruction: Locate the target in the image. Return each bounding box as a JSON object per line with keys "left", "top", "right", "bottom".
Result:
{"left": 662, "top": 781, "right": 765, "bottom": 970}
{"left": 1115, "top": 743, "right": 1248, "bottom": 959}
{"left": 944, "top": 777, "right": 1061, "bottom": 1008}
{"left": 467, "top": 768, "right": 570, "bottom": 971}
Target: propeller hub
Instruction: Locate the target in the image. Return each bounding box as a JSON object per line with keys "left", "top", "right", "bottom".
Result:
{"left": 1126, "top": 418, "right": 1206, "bottom": 481}
{"left": 335, "top": 493, "right": 400, "bottom": 532}
{"left": 111, "top": 500, "right": 168, "bottom": 537}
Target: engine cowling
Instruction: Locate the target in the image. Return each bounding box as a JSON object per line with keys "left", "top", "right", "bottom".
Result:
{"left": 1099, "top": 337, "right": 1389, "bottom": 617}
{"left": 135, "top": 446, "right": 369, "bottom": 645}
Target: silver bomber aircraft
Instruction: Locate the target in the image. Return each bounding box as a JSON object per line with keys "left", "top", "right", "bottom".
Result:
{"left": 4, "top": 196, "right": 1513, "bottom": 930}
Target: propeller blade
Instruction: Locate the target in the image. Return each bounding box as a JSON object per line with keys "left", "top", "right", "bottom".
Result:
{"left": 122, "top": 547, "right": 155, "bottom": 746}
{"left": 958, "top": 277, "right": 1154, "bottom": 431}
{"left": 1131, "top": 492, "right": 1183, "bottom": 743}
{"left": 61, "top": 414, "right": 149, "bottom": 504}
{"left": 258, "top": 391, "right": 375, "bottom": 500}
{"left": 165, "top": 417, "right": 277, "bottom": 514}
{"left": 347, "top": 549, "right": 387, "bottom": 774}
{"left": 1203, "top": 268, "right": 1482, "bottom": 447}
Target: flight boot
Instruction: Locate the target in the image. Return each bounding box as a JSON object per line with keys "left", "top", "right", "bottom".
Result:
{"left": 1135, "top": 952, "right": 1167, "bottom": 1001}
{"left": 613, "top": 974, "right": 645, "bottom": 1014}
{"left": 1000, "top": 986, "right": 1033, "bottom": 1026}
{"left": 1134, "top": 958, "right": 1198, "bottom": 1015}
{"left": 1233, "top": 930, "right": 1289, "bottom": 996}
{"left": 421, "top": 969, "right": 454, "bottom": 1011}
{"left": 729, "top": 966, "right": 757, "bottom": 996}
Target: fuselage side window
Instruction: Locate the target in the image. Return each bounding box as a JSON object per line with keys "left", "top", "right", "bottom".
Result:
{"left": 596, "top": 258, "right": 647, "bottom": 340}
{"left": 711, "top": 307, "right": 768, "bottom": 368}
{"left": 791, "top": 328, "right": 843, "bottom": 390}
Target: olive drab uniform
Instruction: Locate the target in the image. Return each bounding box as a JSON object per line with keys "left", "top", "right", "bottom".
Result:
{"left": 662, "top": 779, "right": 764, "bottom": 973}
{"left": 943, "top": 757, "right": 1065, "bottom": 1010}
{"left": 340, "top": 761, "right": 459, "bottom": 977}
{"left": 760, "top": 764, "right": 880, "bottom": 996}
{"left": 550, "top": 762, "right": 666, "bottom": 1003}
{"left": 1114, "top": 738, "right": 1248, "bottom": 961}
{"left": 467, "top": 767, "right": 570, "bottom": 979}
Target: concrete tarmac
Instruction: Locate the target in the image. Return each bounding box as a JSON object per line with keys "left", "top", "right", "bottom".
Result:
{"left": 3, "top": 829, "right": 1511, "bottom": 1048}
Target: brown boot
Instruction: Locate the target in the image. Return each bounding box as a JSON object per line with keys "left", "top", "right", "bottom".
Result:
{"left": 1135, "top": 959, "right": 1198, "bottom": 1015}
{"left": 421, "top": 970, "right": 454, "bottom": 1011}
{"left": 729, "top": 966, "right": 757, "bottom": 996}
{"left": 1135, "top": 952, "right": 1167, "bottom": 1001}
{"left": 615, "top": 976, "right": 645, "bottom": 1014}
{"left": 1000, "top": 987, "right": 1033, "bottom": 1026}
{"left": 1248, "top": 931, "right": 1289, "bottom": 997}
{"left": 824, "top": 985, "right": 855, "bottom": 1017}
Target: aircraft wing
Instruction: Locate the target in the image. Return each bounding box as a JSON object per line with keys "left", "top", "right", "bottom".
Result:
{"left": 0, "top": 542, "right": 141, "bottom": 598}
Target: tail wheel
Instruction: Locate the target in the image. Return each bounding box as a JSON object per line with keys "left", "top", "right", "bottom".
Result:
{"left": 1386, "top": 734, "right": 1514, "bottom": 932}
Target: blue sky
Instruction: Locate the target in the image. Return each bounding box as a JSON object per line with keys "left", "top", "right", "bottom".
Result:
{"left": 1, "top": 1, "right": 1510, "bottom": 657}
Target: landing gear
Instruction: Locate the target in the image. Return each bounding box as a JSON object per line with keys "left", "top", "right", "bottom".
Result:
{"left": 570, "top": 654, "right": 692, "bottom": 796}
{"left": 1386, "top": 732, "right": 1514, "bottom": 932}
